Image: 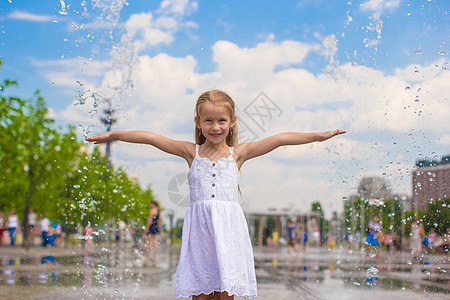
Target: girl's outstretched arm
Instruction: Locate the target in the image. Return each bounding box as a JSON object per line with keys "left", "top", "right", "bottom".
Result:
{"left": 86, "top": 130, "right": 194, "bottom": 161}
{"left": 236, "top": 129, "right": 345, "bottom": 165}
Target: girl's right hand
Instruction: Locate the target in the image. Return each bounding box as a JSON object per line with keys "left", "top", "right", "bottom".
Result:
{"left": 86, "top": 132, "right": 114, "bottom": 144}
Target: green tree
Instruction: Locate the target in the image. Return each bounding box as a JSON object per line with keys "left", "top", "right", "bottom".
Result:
{"left": 0, "top": 74, "right": 22, "bottom": 209}
{"left": 423, "top": 199, "right": 449, "bottom": 236}
{"left": 379, "top": 198, "right": 403, "bottom": 234}
{"left": 1, "top": 61, "right": 155, "bottom": 246}
{"left": 311, "top": 201, "right": 325, "bottom": 242}
{"left": 0, "top": 86, "right": 58, "bottom": 247}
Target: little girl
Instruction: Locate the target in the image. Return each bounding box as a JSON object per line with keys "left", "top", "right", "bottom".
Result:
{"left": 142, "top": 200, "right": 161, "bottom": 267}
{"left": 86, "top": 90, "right": 345, "bottom": 299}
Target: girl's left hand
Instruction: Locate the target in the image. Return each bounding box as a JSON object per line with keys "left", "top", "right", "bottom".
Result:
{"left": 320, "top": 129, "right": 346, "bottom": 141}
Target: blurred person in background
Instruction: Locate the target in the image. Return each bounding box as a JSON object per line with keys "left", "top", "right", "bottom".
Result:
{"left": 28, "top": 208, "right": 37, "bottom": 246}
{"left": 142, "top": 200, "right": 161, "bottom": 267}
{"left": 6, "top": 210, "right": 19, "bottom": 246}
{"left": 39, "top": 214, "right": 51, "bottom": 247}
{"left": 0, "top": 211, "right": 5, "bottom": 246}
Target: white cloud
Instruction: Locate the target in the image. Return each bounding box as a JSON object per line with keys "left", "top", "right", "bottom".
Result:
{"left": 240, "top": 159, "right": 347, "bottom": 217}
{"left": 50, "top": 36, "right": 449, "bottom": 219}
{"left": 9, "top": 10, "right": 52, "bottom": 22}
{"left": 360, "top": 0, "right": 401, "bottom": 14}
{"left": 157, "top": 0, "right": 199, "bottom": 16}
{"left": 124, "top": 0, "right": 198, "bottom": 52}
{"left": 437, "top": 134, "right": 450, "bottom": 146}
{"left": 213, "top": 40, "right": 317, "bottom": 75}
{"left": 31, "top": 57, "right": 110, "bottom": 89}
{"left": 125, "top": 12, "right": 154, "bottom": 36}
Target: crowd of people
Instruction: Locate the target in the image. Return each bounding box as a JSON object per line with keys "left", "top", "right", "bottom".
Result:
{"left": 363, "top": 216, "right": 448, "bottom": 257}
{"left": 260, "top": 215, "right": 448, "bottom": 260}
{"left": 0, "top": 209, "right": 63, "bottom": 247}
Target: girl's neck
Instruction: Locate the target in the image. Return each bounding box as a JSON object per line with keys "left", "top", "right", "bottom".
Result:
{"left": 201, "top": 140, "right": 229, "bottom": 150}
{"left": 199, "top": 141, "right": 230, "bottom": 159}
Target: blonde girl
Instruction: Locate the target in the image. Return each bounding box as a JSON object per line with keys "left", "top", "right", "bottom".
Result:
{"left": 87, "top": 89, "right": 345, "bottom": 300}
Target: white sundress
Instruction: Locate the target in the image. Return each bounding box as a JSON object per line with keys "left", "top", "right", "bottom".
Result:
{"left": 174, "top": 145, "right": 257, "bottom": 299}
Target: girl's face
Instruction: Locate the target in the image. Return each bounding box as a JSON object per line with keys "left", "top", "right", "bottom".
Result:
{"left": 196, "top": 102, "right": 235, "bottom": 145}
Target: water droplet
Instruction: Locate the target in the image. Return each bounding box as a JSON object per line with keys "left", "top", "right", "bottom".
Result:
{"left": 368, "top": 250, "right": 377, "bottom": 258}
{"left": 59, "top": 0, "right": 68, "bottom": 15}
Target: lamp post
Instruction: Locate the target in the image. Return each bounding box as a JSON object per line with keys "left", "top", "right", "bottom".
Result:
{"left": 166, "top": 209, "right": 175, "bottom": 245}
{"left": 100, "top": 99, "right": 117, "bottom": 167}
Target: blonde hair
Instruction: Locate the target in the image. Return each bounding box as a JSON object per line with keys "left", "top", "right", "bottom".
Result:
{"left": 194, "top": 90, "right": 238, "bottom": 146}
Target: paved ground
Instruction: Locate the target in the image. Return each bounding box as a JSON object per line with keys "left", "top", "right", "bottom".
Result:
{"left": 0, "top": 243, "right": 448, "bottom": 299}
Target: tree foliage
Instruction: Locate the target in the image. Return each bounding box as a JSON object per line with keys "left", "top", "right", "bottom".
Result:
{"left": 344, "top": 197, "right": 449, "bottom": 237}
{"left": 0, "top": 62, "right": 154, "bottom": 243}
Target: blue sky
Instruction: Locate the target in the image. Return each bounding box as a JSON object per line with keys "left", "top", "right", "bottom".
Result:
{"left": 1, "top": 0, "right": 449, "bottom": 218}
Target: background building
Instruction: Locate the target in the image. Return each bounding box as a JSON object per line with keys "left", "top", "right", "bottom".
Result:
{"left": 412, "top": 155, "right": 450, "bottom": 210}
{"left": 357, "top": 176, "right": 392, "bottom": 200}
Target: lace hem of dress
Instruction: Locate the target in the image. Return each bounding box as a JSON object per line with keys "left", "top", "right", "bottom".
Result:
{"left": 175, "top": 288, "right": 257, "bottom": 299}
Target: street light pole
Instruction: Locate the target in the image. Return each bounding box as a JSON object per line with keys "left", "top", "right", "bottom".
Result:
{"left": 100, "top": 99, "right": 117, "bottom": 167}
{"left": 167, "top": 209, "right": 174, "bottom": 245}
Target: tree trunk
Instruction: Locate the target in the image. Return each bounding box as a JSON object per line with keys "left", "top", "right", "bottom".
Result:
{"left": 22, "top": 161, "right": 34, "bottom": 249}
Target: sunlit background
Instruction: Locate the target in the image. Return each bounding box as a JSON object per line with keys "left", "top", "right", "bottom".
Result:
{"left": 1, "top": 0, "right": 448, "bottom": 219}
{"left": 1, "top": 0, "right": 449, "bottom": 298}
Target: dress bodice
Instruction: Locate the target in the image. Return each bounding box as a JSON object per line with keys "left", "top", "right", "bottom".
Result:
{"left": 188, "top": 145, "right": 239, "bottom": 204}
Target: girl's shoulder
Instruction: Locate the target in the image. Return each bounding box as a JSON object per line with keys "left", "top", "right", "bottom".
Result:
{"left": 182, "top": 141, "right": 196, "bottom": 155}
{"left": 232, "top": 142, "right": 248, "bottom": 156}
{"left": 183, "top": 142, "right": 197, "bottom": 164}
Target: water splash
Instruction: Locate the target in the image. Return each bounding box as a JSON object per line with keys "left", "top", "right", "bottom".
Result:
{"left": 73, "top": 0, "right": 136, "bottom": 119}
{"left": 108, "top": 34, "right": 136, "bottom": 105}
{"left": 59, "top": 0, "right": 68, "bottom": 15}
{"left": 93, "top": 0, "right": 129, "bottom": 27}
{"left": 74, "top": 81, "right": 103, "bottom": 119}
{"left": 366, "top": 266, "right": 379, "bottom": 275}
{"left": 367, "top": 247, "right": 378, "bottom": 258}
{"left": 322, "top": 34, "right": 339, "bottom": 73}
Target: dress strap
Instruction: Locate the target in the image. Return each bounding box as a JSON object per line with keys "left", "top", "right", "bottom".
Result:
{"left": 230, "top": 147, "right": 234, "bottom": 155}
{"left": 196, "top": 144, "right": 200, "bottom": 155}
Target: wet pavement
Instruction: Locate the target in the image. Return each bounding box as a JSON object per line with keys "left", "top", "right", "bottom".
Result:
{"left": 0, "top": 243, "right": 448, "bottom": 299}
